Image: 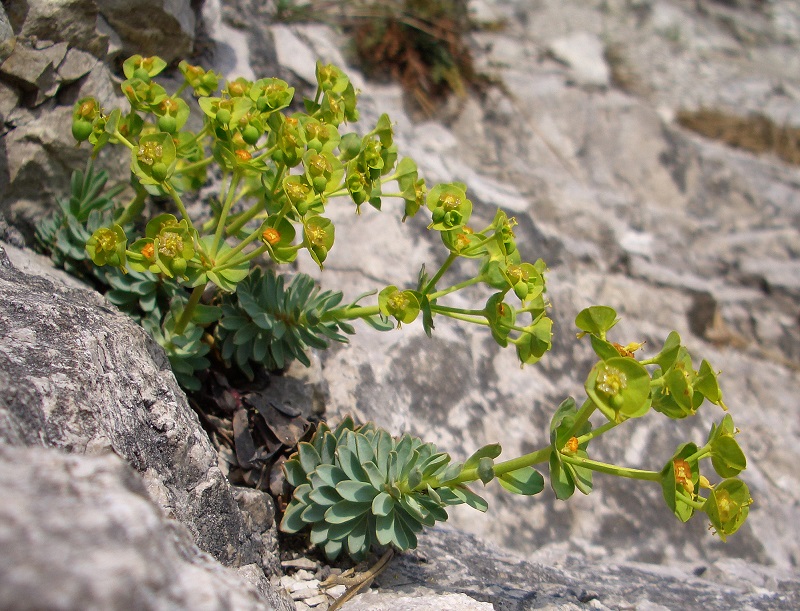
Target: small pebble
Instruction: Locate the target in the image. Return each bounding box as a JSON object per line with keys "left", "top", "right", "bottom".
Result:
{"left": 324, "top": 584, "right": 346, "bottom": 598}
{"left": 281, "top": 557, "right": 318, "bottom": 571}
{"left": 304, "top": 593, "right": 330, "bottom": 607}
{"left": 294, "top": 569, "right": 316, "bottom": 581}
{"left": 290, "top": 579, "right": 320, "bottom": 593}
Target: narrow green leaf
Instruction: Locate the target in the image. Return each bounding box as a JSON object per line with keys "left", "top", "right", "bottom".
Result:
{"left": 497, "top": 466, "right": 544, "bottom": 496}
{"left": 451, "top": 486, "right": 488, "bottom": 512}
{"left": 298, "top": 442, "right": 321, "bottom": 475}
{"left": 308, "top": 485, "right": 340, "bottom": 506}
{"left": 324, "top": 500, "right": 371, "bottom": 524}
{"left": 372, "top": 491, "right": 395, "bottom": 517}
{"left": 549, "top": 453, "right": 575, "bottom": 500}
{"left": 464, "top": 443, "right": 503, "bottom": 470}
{"left": 336, "top": 480, "right": 378, "bottom": 503}
{"left": 280, "top": 500, "right": 307, "bottom": 533}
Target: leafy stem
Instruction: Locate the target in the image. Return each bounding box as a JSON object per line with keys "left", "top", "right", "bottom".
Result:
{"left": 559, "top": 453, "right": 661, "bottom": 482}
{"left": 211, "top": 171, "right": 242, "bottom": 256}
{"left": 174, "top": 283, "right": 205, "bottom": 336}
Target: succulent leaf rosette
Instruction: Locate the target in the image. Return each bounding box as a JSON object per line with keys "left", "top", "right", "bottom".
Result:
{"left": 280, "top": 418, "right": 470, "bottom": 561}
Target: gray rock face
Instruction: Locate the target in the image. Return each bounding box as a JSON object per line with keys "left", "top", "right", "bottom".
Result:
{"left": 341, "top": 526, "right": 800, "bottom": 611}
{"left": 0, "top": 243, "right": 284, "bottom": 580}
{"left": 96, "top": 0, "right": 197, "bottom": 63}
{"left": 0, "top": 444, "right": 293, "bottom": 611}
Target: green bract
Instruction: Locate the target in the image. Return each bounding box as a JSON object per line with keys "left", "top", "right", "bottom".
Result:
{"left": 703, "top": 479, "right": 751, "bottom": 541}
{"left": 427, "top": 183, "right": 472, "bottom": 231}
{"left": 585, "top": 357, "right": 651, "bottom": 422}
{"left": 378, "top": 286, "right": 421, "bottom": 325}
{"left": 86, "top": 224, "right": 127, "bottom": 267}
{"left": 132, "top": 132, "right": 176, "bottom": 187}
{"left": 303, "top": 215, "right": 335, "bottom": 268}
{"left": 707, "top": 414, "right": 746, "bottom": 478}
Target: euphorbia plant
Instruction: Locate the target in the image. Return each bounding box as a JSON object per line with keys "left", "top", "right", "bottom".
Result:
{"left": 48, "top": 54, "right": 752, "bottom": 564}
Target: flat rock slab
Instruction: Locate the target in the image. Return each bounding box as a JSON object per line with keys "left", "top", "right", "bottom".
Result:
{"left": 344, "top": 526, "right": 800, "bottom": 611}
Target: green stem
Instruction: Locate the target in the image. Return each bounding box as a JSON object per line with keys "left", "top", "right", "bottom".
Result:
{"left": 684, "top": 444, "right": 712, "bottom": 465}
{"left": 216, "top": 223, "right": 264, "bottom": 267}
{"left": 112, "top": 130, "right": 136, "bottom": 151}
{"left": 428, "top": 276, "right": 482, "bottom": 301}
{"left": 173, "top": 284, "right": 205, "bottom": 336}
{"left": 430, "top": 304, "right": 486, "bottom": 317}
{"left": 677, "top": 491, "right": 707, "bottom": 510}
{"left": 225, "top": 200, "right": 265, "bottom": 236}
{"left": 115, "top": 188, "right": 147, "bottom": 226}
{"left": 436, "top": 311, "right": 489, "bottom": 326}
{"left": 327, "top": 304, "right": 382, "bottom": 322}
{"left": 211, "top": 171, "right": 242, "bottom": 256}
{"left": 441, "top": 447, "right": 553, "bottom": 487}
{"left": 166, "top": 185, "right": 193, "bottom": 227}
{"left": 215, "top": 221, "right": 267, "bottom": 266}
{"left": 560, "top": 453, "right": 661, "bottom": 482}
{"left": 575, "top": 420, "right": 619, "bottom": 445}
{"left": 175, "top": 156, "right": 215, "bottom": 175}
{"left": 565, "top": 399, "right": 596, "bottom": 439}
{"left": 424, "top": 253, "right": 457, "bottom": 293}
{"left": 213, "top": 244, "right": 268, "bottom": 272}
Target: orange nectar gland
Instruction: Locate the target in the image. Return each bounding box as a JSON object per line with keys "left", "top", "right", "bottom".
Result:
{"left": 612, "top": 341, "right": 646, "bottom": 358}
{"left": 673, "top": 458, "right": 694, "bottom": 494}
{"left": 563, "top": 436, "right": 579, "bottom": 454}
{"left": 235, "top": 149, "right": 252, "bottom": 162}
{"left": 160, "top": 98, "right": 179, "bottom": 114}
{"left": 78, "top": 99, "right": 96, "bottom": 118}
{"left": 137, "top": 141, "right": 163, "bottom": 166}
{"left": 262, "top": 227, "right": 281, "bottom": 245}
{"left": 228, "top": 81, "right": 247, "bottom": 96}
{"left": 185, "top": 64, "right": 203, "bottom": 78}
{"left": 141, "top": 242, "right": 155, "bottom": 260}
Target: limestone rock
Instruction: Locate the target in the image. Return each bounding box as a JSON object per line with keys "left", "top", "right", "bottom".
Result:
{"left": 547, "top": 31, "right": 610, "bottom": 87}
{"left": 0, "top": 243, "right": 278, "bottom": 574}
{"left": 0, "top": 444, "right": 294, "bottom": 611}
{"left": 97, "top": 0, "right": 196, "bottom": 64}
{"left": 0, "top": 40, "right": 68, "bottom": 105}
{"left": 340, "top": 526, "right": 799, "bottom": 610}
{"left": 5, "top": 0, "right": 107, "bottom": 57}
